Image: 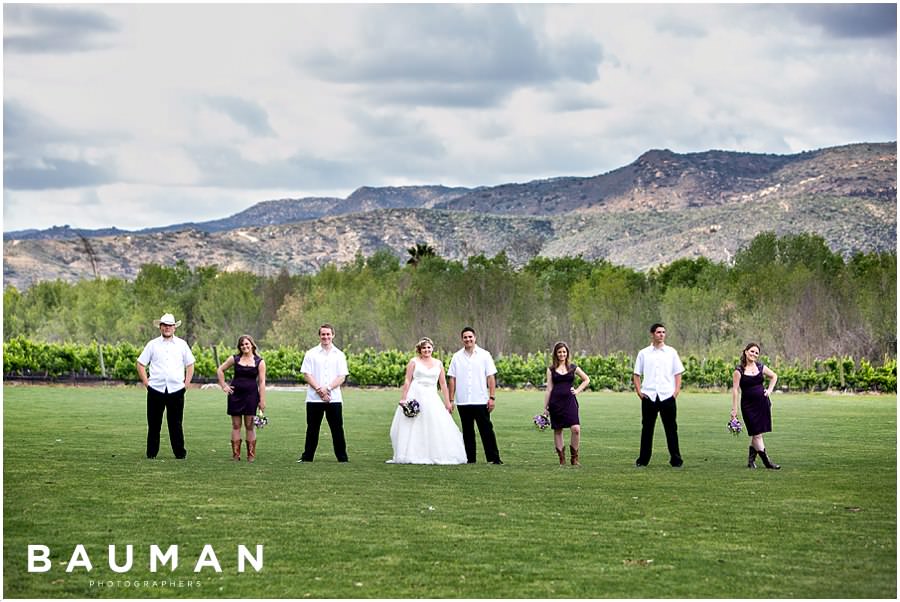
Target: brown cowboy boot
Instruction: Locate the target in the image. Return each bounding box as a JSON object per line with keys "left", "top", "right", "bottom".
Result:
{"left": 247, "top": 439, "right": 256, "bottom": 463}
{"left": 570, "top": 445, "right": 581, "bottom": 467}
{"left": 556, "top": 447, "right": 566, "bottom": 466}
{"left": 231, "top": 439, "right": 242, "bottom": 461}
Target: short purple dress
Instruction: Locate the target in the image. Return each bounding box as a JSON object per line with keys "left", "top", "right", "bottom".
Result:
{"left": 227, "top": 355, "right": 261, "bottom": 416}
{"left": 548, "top": 365, "right": 580, "bottom": 429}
{"left": 737, "top": 362, "right": 772, "bottom": 436}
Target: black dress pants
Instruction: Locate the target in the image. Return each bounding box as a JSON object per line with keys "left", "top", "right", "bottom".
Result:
{"left": 301, "top": 403, "right": 348, "bottom": 461}
{"left": 637, "top": 395, "right": 682, "bottom": 466}
{"left": 146, "top": 386, "right": 186, "bottom": 459}
{"left": 457, "top": 404, "right": 501, "bottom": 463}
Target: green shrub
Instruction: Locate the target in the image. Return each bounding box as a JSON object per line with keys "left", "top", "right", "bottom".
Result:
{"left": 2, "top": 337, "right": 895, "bottom": 392}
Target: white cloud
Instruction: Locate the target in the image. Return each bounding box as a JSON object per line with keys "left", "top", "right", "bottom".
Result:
{"left": 3, "top": 3, "right": 895, "bottom": 232}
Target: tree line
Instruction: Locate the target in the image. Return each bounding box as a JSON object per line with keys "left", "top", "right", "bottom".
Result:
{"left": 3, "top": 232, "right": 896, "bottom": 365}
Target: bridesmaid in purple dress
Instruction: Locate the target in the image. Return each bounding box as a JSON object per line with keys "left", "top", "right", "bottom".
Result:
{"left": 731, "top": 343, "right": 780, "bottom": 469}
{"left": 542, "top": 342, "right": 590, "bottom": 467}
{"left": 216, "top": 335, "right": 267, "bottom": 463}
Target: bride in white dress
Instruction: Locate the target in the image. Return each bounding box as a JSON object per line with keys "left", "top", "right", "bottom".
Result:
{"left": 387, "top": 337, "right": 468, "bottom": 464}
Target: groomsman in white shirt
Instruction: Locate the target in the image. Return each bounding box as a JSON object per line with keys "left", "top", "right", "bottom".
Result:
{"left": 448, "top": 327, "right": 503, "bottom": 464}
{"left": 633, "top": 323, "right": 685, "bottom": 468}
{"left": 136, "top": 313, "right": 195, "bottom": 460}
{"left": 298, "top": 324, "right": 350, "bottom": 463}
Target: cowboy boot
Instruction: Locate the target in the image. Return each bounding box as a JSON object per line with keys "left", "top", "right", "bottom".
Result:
{"left": 757, "top": 449, "right": 780, "bottom": 470}
{"left": 747, "top": 446, "right": 758, "bottom": 469}
{"left": 231, "top": 439, "right": 242, "bottom": 461}
{"left": 570, "top": 445, "right": 581, "bottom": 467}
{"left": 247, "top": 439, "right": 256, "bottom": 463}
{"left": 556, "top": 447, "right": 566, "bottom": 466}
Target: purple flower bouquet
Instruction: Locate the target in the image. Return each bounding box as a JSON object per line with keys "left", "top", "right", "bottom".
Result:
{"left": 254, "top": 410, "right": 269, "bottom": 429}
{"left": 727, "top": 417, "right": 742, "bottom": 436}
{"left": 400, "top": 399, "right": 421, "bottom": 418}
{"left": 533, "top": 414, "right": 551, "bottom": 431}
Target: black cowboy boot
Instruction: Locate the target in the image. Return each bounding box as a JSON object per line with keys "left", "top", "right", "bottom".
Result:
{"left": 747, "top": 446, "right": 757, "bottom": 469}
{"left": 757, "top": 449, "right": 781, "bottom": 470}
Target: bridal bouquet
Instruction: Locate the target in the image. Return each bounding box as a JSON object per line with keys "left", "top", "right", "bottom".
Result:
{"left": 533, "top": 413, "right": 551, "bottom": 431}
{"left": 727, "top": 417, "right": 742, "bottom": 436}
{"left": 400, "top": 399, "right": 420, "bottom": 418}
{"left": 254, "top": 409, "right": 269, "bottom": 429}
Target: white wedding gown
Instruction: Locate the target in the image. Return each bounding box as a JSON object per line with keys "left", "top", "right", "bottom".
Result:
{"left": 387, "top": 360, "right": 468, "bottom": 465}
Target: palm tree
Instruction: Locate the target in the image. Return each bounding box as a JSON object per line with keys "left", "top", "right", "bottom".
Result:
{"left": 406, "top": 243, "right": 437, "bottom": 266}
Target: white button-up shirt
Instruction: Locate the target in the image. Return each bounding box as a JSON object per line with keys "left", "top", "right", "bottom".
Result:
{"left": 301, "top": 345, "right": 349, "bottom": 403}
{"left": 137, "top": 335, "right": 196, "bottom": 394}
{"left": 447, "top": 345, "right": 497, "bottom": 405}
{"left": 633, "top": 344, "right": 684, "bottom": 401}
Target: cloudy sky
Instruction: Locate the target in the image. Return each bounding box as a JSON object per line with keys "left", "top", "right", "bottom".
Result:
{"left": 3, "top": 3, "right": 897, "bottom": 232}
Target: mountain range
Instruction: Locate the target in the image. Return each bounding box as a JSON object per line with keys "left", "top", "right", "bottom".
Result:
{"left": 3, "top": 141, "right": 895, "bottom": 290}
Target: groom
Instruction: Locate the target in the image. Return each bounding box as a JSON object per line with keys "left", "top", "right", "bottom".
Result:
{"left": 447, "top": 327, "right": 503, "bottom": 464}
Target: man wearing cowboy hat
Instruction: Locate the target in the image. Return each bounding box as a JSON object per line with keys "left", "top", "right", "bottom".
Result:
{"left": 137, "top": 313, "right": 195, "bottom": 459}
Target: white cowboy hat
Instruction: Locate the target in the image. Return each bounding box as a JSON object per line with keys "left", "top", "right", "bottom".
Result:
{"left": 153, "top": 313, "right": 182, "bottom": 327}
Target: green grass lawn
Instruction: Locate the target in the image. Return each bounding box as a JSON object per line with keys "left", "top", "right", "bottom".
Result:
{"left": 3, "top": 385, "right": 896, "bottom": 598}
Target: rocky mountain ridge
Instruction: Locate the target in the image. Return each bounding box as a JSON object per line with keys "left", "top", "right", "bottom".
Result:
{"left": 3, "top": 142, "right": 895, "bottom": 290}
{"left": 8, "top": 142, "right": 893, "bottom": 240}
{"left": 5, "top": 186, "right": 471, "bottom": 240}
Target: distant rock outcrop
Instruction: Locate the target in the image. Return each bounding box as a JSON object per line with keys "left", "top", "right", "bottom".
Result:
{"left": 3, "top": 142, "right": 895, "bottom": 290}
